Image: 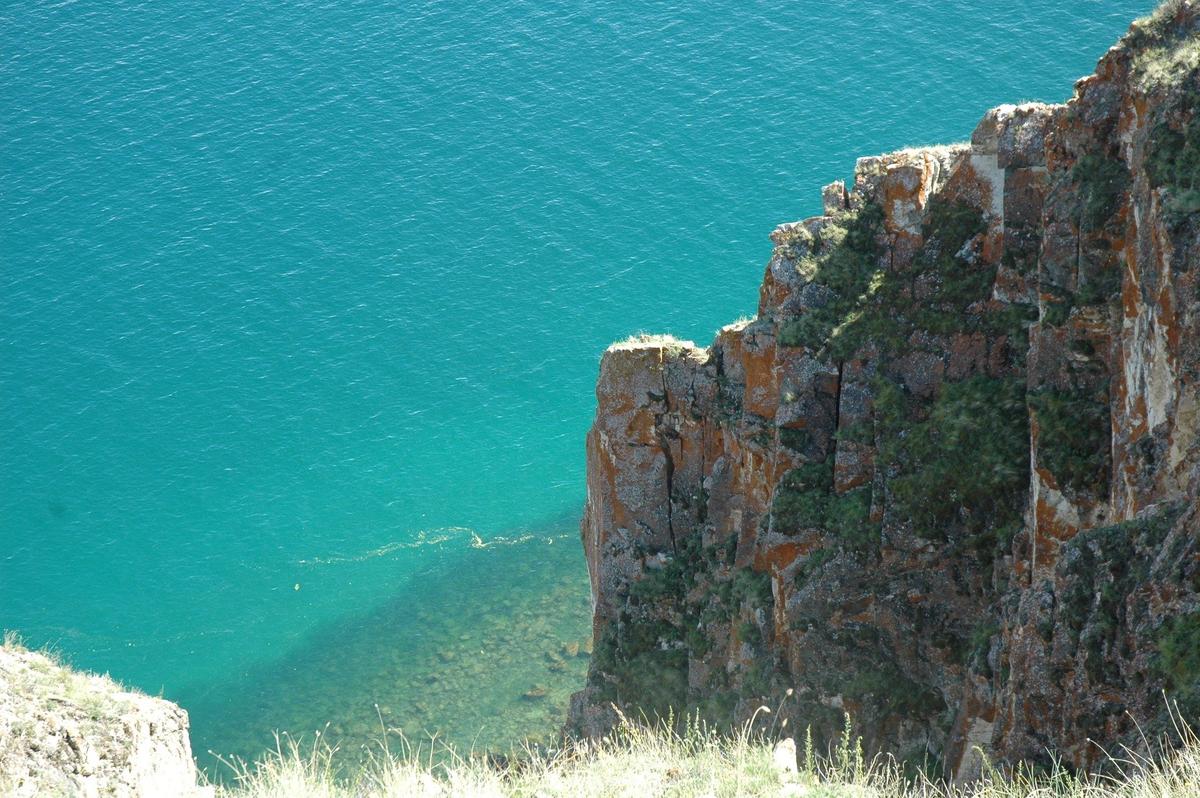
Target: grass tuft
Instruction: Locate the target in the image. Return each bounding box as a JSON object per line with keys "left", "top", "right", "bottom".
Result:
{"left": 608, "top": 333, "right": 698, "bottom": 357}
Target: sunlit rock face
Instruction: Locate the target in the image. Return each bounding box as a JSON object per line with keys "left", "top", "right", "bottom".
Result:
{"left": 0, "top": 644, "right": 202, "bottom": 797}
{"left": 570, "top": 2, "right": 1199, "bottom": 780}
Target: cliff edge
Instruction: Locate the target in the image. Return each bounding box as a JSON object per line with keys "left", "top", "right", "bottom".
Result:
{"left": 570, "top": 0, "right": 1200, "bottom": 779}
{"left": 0, "top": 640, "right": 202, "bottom": 797}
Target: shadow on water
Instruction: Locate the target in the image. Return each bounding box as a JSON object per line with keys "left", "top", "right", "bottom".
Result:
{"left": 178, "top": 511, "right": 593, "bottom": 781}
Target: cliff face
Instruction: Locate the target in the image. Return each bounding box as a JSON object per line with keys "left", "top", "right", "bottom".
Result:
{"left": 0, "top": 642, "right": 203, "bottom": 798}
{"left": 570, "top": 2, "right": 1200, "bottom": 778}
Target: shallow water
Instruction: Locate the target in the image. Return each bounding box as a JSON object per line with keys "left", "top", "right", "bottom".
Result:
{"left": 181, "top": 521, "right": 593, "bottom": 776}
{"left": 1, "top": 0, "right": 1150, "bottom": 773}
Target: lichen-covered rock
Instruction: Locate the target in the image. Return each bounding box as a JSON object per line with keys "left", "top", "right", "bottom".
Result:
{"left": 0, "top": 642, "right": 203, "bottom": 797}
{"left": 570, "top": 1, "right": 1200, "bottom": 780}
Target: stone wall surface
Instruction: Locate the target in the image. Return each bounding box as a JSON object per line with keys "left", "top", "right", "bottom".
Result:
{"left": 569, "top": 1, "right": 1200, "bottom": 779}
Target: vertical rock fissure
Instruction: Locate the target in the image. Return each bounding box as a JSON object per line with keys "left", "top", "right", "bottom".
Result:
{"left": 692, "top": 367, "right": 707, "bottom": 527}
{"left": 659, "top": 363, "right": 677, "bottom": 554}
{"left": 833, "top": 359, "right": 845, "bottom": 471}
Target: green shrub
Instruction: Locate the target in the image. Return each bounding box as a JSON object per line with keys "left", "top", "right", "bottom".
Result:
{"left": 729, "top": 568, "right": 773, "bottom": 608}
{"left": 777, "top": 197, "right": 1004, "bottom": 361}
{"left": 1042, "top": 292, "right": 1073, "bottom": 327}
{"left": 772, "top": 461, "right": 879, "bottom": 549}
{"left": 879, "top": 376, "right": 1029, "bottom": 540}
{"left": 736, "top": 620, "right": 763, "bottom": 648}
{"left": 630, "top": 566, "right": 683, "bottom": 603}
{"left": 924, "top": 197, "right": 989, "bottom": 252}
{"left": 968, "top": 623, "right": 1000, "bottom": 677}
{"left": 1072, "top": 154, "right": 1129, "bottom": 230}
{"left": 778, "top": 313, "right": 831, "bottom": 349}
{"left": 779, "top": 426, "right": 812, "bottom": 452}
{"left": 1146, "top": 89, "right": 1200, "bottom": 219}
{"left": 1057, "top": 504, "right": 1187, "bottom": 681}
{"left": 1075, "top": 264, "right": 1123, "bottom": 306}
{"left": 842, "top": 199, "right": 992, "bottom": 351}
{"left": 1029, "top": 386, "right": 1111, "bottom": 495}
{"left": 776, "top": 203, "right": 887, "bottom": 353}
{"left": 592, "top": 619, "right": 688, "bottom": 722}
{"left": 1158, "top": 612, "right": 1200, "bottom": 718}
{"left": 1039, "top": 259, "right": 1120, "bottom": 328}
{"left": 915, "top": 198, "right": 992, "bottom": 313}
{"left": 773, "top": 461, "right": 835, "bottom": 527}
{"left": 836, "top": 419, "right": 875, "bottom": 446}
{"left": 1002, "top": 221, "right": 1041, "bottom": 275}
{"left": 843, "top": 664, "right": 945, "bottom": 718}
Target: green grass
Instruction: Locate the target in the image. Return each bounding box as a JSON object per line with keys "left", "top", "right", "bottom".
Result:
{"left": 205, "top": 710, "right": 1200, "bottom": 798}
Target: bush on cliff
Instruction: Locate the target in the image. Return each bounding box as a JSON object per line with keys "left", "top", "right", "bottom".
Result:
{"left": 879, "top": 375, "right": 1029, "bottom": 542}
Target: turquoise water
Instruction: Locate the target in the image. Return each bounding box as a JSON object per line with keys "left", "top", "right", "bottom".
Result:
{"left": 2, "top": 0, "right": 1149, "bottom": 773}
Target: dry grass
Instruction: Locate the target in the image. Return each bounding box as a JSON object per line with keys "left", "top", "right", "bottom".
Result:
{"left": 1129, "top": 0, "right": 1200, "bottom": 89}
{"left": 609, "top": 333, "right": 697, "bottom": 351}
{"left": 3, "top": 633, "right": 1197, "bottom": 797}
{"left": 209, "top": 710, "right": 1200, "bottom": 798}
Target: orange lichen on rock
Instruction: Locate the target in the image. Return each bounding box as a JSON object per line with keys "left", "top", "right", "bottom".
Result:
{"left": 572, "top": 1, "right": 1200, "bottom": 778}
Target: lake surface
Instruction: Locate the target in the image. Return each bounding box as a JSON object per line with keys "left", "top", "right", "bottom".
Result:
{"left": 1, "top": 0, "right": 1149, "bottom": 775}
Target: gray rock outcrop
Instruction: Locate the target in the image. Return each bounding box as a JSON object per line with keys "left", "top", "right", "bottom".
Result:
{"left": 0, "top": 640, "right": 203, "bottom": 798}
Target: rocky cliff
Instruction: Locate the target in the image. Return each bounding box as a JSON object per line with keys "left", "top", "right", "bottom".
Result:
{"left": 0, "top": 640, "right": 203, "bottom": 797}
{"left": 569, "top": 1, "right": 1200, "bottom": 779}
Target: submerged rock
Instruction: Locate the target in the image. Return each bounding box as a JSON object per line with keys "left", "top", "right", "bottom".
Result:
{"left": 522, "top": 686, "right": 548, "bottom": 701}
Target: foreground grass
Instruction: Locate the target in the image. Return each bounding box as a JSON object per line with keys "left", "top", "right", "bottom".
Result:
{"left": 3, "top": 632, "right": 1196, "bottom": 797}
{"left": 213, "top": 712, "right": 1200, "bottom": 798}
